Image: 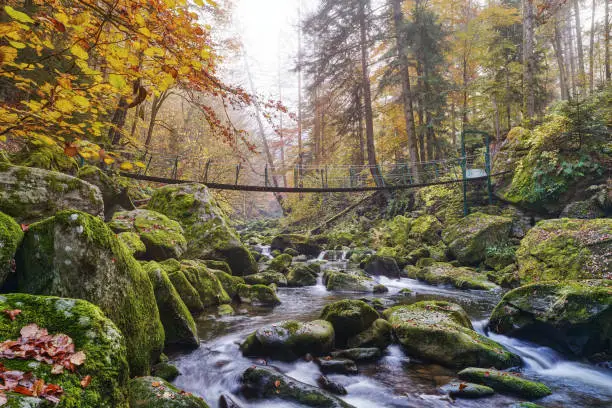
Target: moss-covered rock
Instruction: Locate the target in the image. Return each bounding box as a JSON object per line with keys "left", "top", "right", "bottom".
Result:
{"left": 442, "top": 213, "right": 513, "bottom": 265}
{"left": 211, "top": 269, "right": 245, "bottom": 299}
{"left": 0, "top": 212, "right": 23, "bottom": 286}
{"left": 361, "top": 255, "right": 401, "bottom": 278}
{"left": 287, "top": 265, "right": 318, "bottom": 287}
{"left": 147, "top": 184, "right": 257, "bottom": 276}
{"left": 324, "top": 270, "right": 374, "bottom": 292}
{"left": 489, "top": 280, "right": 612, "bottom": 360}
{"left": 118, "top": 232, "right": 146, "bottom": 259}
{"left": 236, "top": 284, "right": 280, "bottom": 306}
{"left": 413, "top": 262, "right": 498, "bottom": 290}
{"left": 409, "top": 215, "right": 443, "bottom": 244}
{"left": 383, "top": 301, "right": 520, "bottom": 369}
{"left": 180, "top": 260, "right": 231, "bottom": 307}
{"left": 457, "top": 367, "right": 551, "bottom": 399}
{"left": 439, "top": 382, "right": 495, "bottom": 399}
{"left": 561, "top": 199, "right": 606, "bottom": 219}
{"left": 0, "top": 293, "right": 129, "bottom": 408}
{"left": 0, "top": 164, "right": 104, "bottom": 224}
{"left": 414, "top": 184, "right": 464, "bottom": 225}
{"left": 13, "top": 211, "right": 164, "bottom": 376}
{"left": 77, "top": 166, "right": 134, "bottom": 219}
{"left": 346, "top": 318, "right": 392, "bottom": 349}
{"left": 128, "top": 376, "right": 209, "bottom": 407}
{"left": 217, "top": 304, "right": 235, "bottom": 316}
{"left": 109, "top": 209, "right": 187, "bottom": 261}
{"left": 241, "top": 366, "right": 353, "bottom": 407}
{"left": 151, "top": 362, "right": 180, "bottom": 382}
{"left": 244, "top": 271, "right": 288, "bottom": 287}
{"left": 11, "top": 142, "right": 78, "bottom": 174}
{"left": 270, "top": 234, "right": 322, "bottom": 257}
{"left": 200, "top": 260, "right": 232, "bottom": 275}
{"left": 240, "top": 320, "right": 334, "bottom": 360}
{"left": 167, "top": 270, "right": 205, "bottom": 314}
{"left": 142, "top": 262, "right": 198, "bottom": 349}
{"left": 486, "top": 264, "right": 520, "bottom": 288}
{"left": 516, "top": 218, "right": 612, "bottom": 281}
{"left": 320, "top": 300, "right": 379, "bottom": 345}
{"left": 267, "top": 253, "right": 293, "bottom": 273}
{"left": 330, "top": 347, "right": 382, "bottom": 361}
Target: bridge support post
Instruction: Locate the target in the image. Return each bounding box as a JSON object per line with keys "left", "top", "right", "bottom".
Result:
{"left": 172, "top": 156, "right": 179, "bottom": 180}
{"left": 203, "top": 159, "right": 211, "bottom": 183}
{"left": 264, "top": 164, "right": 269, "bottom": 187}
{"left": 235, "top": 164, "right": 241, "bottom": 185}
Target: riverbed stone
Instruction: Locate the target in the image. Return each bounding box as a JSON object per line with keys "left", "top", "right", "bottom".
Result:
{"left": 442, "top": 213, "right": 513, "bottom": 265}
{"left": 109, "top": 209, "right": 187, "bottom": 261}
{"left": 384, "top": 301, "right": 520, "bottom": 369}
{"left": 147, "top": 183, "right": 257, "bottom": 276}
{"left": 267, "top": 253, "right": 293, "bottom": 273}
{"left": 458, "top": 368, "right": 551, "bottom": 399}
{"left": 440, "top": 381, "right": 495, "bottom": 399}
{"left": 128, "top": 376, "right": 209, "bottom": 407}
{"left": 236, "top": 284, "right": 280, "bottom": 306}
{"left": 244, "top": 271, "right": 288, "bottom": 287}
{"left": 142, "top": 262, "right": 198, "bottom": 349}
{"left": 180, "top": 260, "right": 231, "bottom": 306}
{"left": 287, "top": 265, "right": 318, "bottom": 287}
{"left": 0, "top": 164, "right": 104, "bottom": 224}
{"left": 241, "top": 366, "right": 354, "bottom": 408}
{"left": 316, "top": 357, "right": 358, "bottom": 375}
{"left": 118, "top": 232, "right": 146, "bottom": 258}
{"left": 317, "top": 375, "right": 347, "bottom": 395}
{"left": 77, "top": 165, "right": 134, "bottom": 219}
{"left": 320, "top": 299, "right": 379, "bottom": 345}
{"left": 211, "top": 269, "right": 245, "bottom": 299}
{"left": 489, "top": 280, "right": 612, "bottom": 360}
{"left": 0, "top": 293, "right": 129, "bottom": 407}
{"left": 151, "top": 362, "right": 181, "bottom": 382}
{"left": 516, "top": 218, "right": 612, "bottom": 281}
{"left": 412, "top": 262, "right": 498, "bottom": 290}
{"left": 240, "top": 320, "right": 334, "bottom": 360}
{"left": 331, "top": 347, "right": 382, "bottom": 361}
{"left": 166, "top": 269, "right": 205, "bottom": 313}
{"left": 324, "top": 270, "right": 374, "bottom": 292}
{"left": 346, "top": 318, "right": 393, "bottom": 349}
{"left": 200, "top": 259, "right": 232, "bottom": 275}
{"left": 409, "top": 214, "right": 443, "bottom": 244}
{"left": 0, "top": 212, "right": 23, "bottom": 287}
{"left": 362, "top": 255, "right": 401, "bottom": 278}
{"left": 13, "top": 210, "right": 164, "bottom": 376}
{"left": 270, "top": 234, "right": 323, "bottom": 257}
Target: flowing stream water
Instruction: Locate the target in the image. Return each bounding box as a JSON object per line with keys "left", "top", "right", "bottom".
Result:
{"left": 171, "top": 251, "right": 612, "bottom": 408}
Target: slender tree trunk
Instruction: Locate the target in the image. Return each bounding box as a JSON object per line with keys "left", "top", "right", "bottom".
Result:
{"left": 461, "top": 55, "right": 469, "bottom": 134}
{"left": 356, "top": 88, "right": 365, "bottom": 165}
{"left": 391, "top": 0, "right": 420, "bottom": 181}
{"left": 416, "top": 61, "right": 426, "bottom": 162}
{"left": 492, "top": 95, "right": 501, "bottom": 141}
{"left": 522, "top": 0, "right": 536, "bottom": 121}
{"left": 589, "top": 0, "right": 596, "bottom": 92}
{"left": 553, "top": 21, "right": 570, "bottom": 100}
{"left": 573, "top": 0, "right": 586, "bottom": 88}
{"left": 144, "top": 91, "right": 170, "bottom": 149}
{"left": 606, "top": 0, "right": 610, "bottom": 80}
{"left": 297, "top": 0, "right": 303, "bottom": 157}
{"left": 451, "top": 98, "right": 457, "bottom": 147}
{"left": 566, "top": 13, "right": 577, "bottom": 97}
{"left": 358, "top": 0, "right": 383, "bottom": 186}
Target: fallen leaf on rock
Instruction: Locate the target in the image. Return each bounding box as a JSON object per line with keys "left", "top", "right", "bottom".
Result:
{"left": 2, "top": 309, "right": 21, "bottom": 321}
{"left": 80, "top": 375, "right": 91, "bottom": 388}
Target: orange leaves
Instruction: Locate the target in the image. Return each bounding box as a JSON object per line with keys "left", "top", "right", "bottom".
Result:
{"left": 2, "top": 309, "right": 21, "bottom": 321}
{"left": 0, "top": 364, "right": 64, "bottom": 404}
{"left": 80, "top": 375, "right": 92, "bottom": 388}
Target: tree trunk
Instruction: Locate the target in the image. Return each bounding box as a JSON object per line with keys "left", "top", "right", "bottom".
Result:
{"left": 573, "top": 0, "right": 586, "bottom": 88}
{"left": 451, "top": 98, "right": 457, "bottom": 147}
{"left": 297, "top": 1, "right": 303, "bottom": 157}
{"left": 589, "top": 0, "right": 596, "bottom": 92}
{"left": 461, "top": 55, "right": 469, "bottom": 134}
{"left": 553, "top": 21, "right": 570, "bottom": 100}
{"left": 391, "top": 0, "right": 420, "bottom": 182}
{"left": 144, "top": 91, "right": 169, "bottom": 149}
{"left": 358, "top": 0, "right": 383, "bottom": 186}
{"left": 492, "top": 95, "right": 501, "bottom": 142}
{"left": 416, "top": 61, "right": 426, "bottom": 162}
{"left": 606, "top": 0, "right": 610, "bottom": 81}
{"left": 356, "top": 88, "right": 365, "bottom": 165}
{"left": 565, "top": 13, "right": 577, "bottom": 97}
{"left": 522, "top": 0, "right": 536, "bottom": 121}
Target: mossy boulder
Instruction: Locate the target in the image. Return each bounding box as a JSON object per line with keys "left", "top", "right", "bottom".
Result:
{"left": 128, "top": 376, "right": 209, "bottom": 407}
{"left": 270, "top": 234, "right": 322, "bottom": 257}
{"left": 320, "top": 300, "right": 379, "bottom": 345}
{"left": 287, "top": 265, "right": 318, "bottom": 287}
{"left": 383, "top": 301, "right": 520, "bottom": 369}
{"left": 200, "top": 260, "right": 232, "bottom": 275}
{"left": 245, "top": 271, "right": 288, "bottom": 287}
{"left": 486, "top": 264, "right": 521, "bottom": 288}
{"left": 109, "top": 209, "right": 187, "bottom": 261}
{"left": 13, "top": 210, "right": 164, "bottom": 376}
{"left": 324, "top": 270, "right": 374, "bottom": 292}
{"left": 0, "top": 293, "right": 129, "bottom": 408}
{"left": 211, "top": 269, "right": 245, "bottom": 299}
{"left": 346, "top": 318, "right": 392, "bottom": 349}
{"left": 442, "top": 213, "right": 513, "bottom": 265}
{"left": 516, "top": 218, "right": 612, "bottom": 281}
{"left": 240, "top": 320, "right": 334, "bottom": 360}
{"left": 236, "top": 284, "right": 280, "bottom": 306}
{"left": 142, "top": 262, "right": 198, "bottom": 349}
{"left": 117, "top": 232, "right": 146, "bottom": 258}
{"left": 0, "top": 212, "right": 23, "bottom": 286}
{"left": 267, "top": 253, "right": 293, "bottom": 273}
{"left": 414, "top": 184, "right": 464, "bottom": 225}
{"left": 361, "top": 255, "right": 401, "bottom": 278}
{"left": 330, "top": 347, "right": 382, "bottom": 361}
{"left": 240, "top": 366, "right": 353, "bottom": 408}
{"left": 458, "top": 368, "right": 551, "bottom": 399}
{"left": 0, "top": 164, "right": 104, "bottom": 224}
{"left": 439, "top": 382, "right": 495, "bottom": 399}
{"left": 151, "top": 362, "right": 180, "bottom": 382}
{"left": 414, "top": 262, "right": 498, "bottom": 290}
{"left": 166, "top": 270, "right": 205, "bottom": 314}
{"left": 147, "top": 184, "right": 257, "bottom": 276}
{"left": 77, "top": 166, "right": 134, "bottom": 219}
{"left": 489, "top": 280, "right": 612, "bottom": 360}
{"left": 409, "top": 214, "right": 443, "bottom": 244}
{"left": 179, "top": 260, "right": 231, "bottom": 307}
{"left": 11, "top": 142, "right": 78, "bottom": 174}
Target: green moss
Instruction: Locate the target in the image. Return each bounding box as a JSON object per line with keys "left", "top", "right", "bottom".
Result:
{"left": 117, "top": 232, "right": 146, "bottom": 258}
{"left": 217, "top": 304, "right": 235, "bottom": 316}
{"left": 414, "top": 183, "right": 464, "bottom": 225}
{"left": 245, "top": 271, "right": 288, "bottom": 286}
{"left": 180, "top": 260, "right": 230, "bottom": 307}
{"left": 383, "top": 301, "right": 520, "bottom": 369}
{"left": 0, "top": 212, "right": 23, "bottom": 285}
{"left": 13, "top": 143, "right": 78, "bottom": 174}
{"left": 287, "top": 266, "right": 317, "bottom": 287}
{"left": 128, "top": 376, "right": 209, "bottom": 407}
{"left": 324, "top": 271, "right": 373, "bottom": 292}
{"left": 320, "top": 300, "right": 379, "bottom": 344}
{"left": 200, "top": 260, "right": 231, "bottom": 275}
{"left": 211, "top": 269, "right": 244, "bottom": 299}
{"left": 15, "top": 211, "right": 164, "bottom": 376}
{"left": 268, "top": 253, "right": 293, "bottom": 273}
{"left": 143, "top": 262, "right": 198, "bottom": 349}
{"left": 167, "top": 270, "right": 204, "bottom": 313}
{"left": 0, "top": 293, "right": 129, "bottom": 408}
{"left": 151, "top": 363, "right": 180, "bottom": 382}
{"left": 414, "top": 262, "right": 498, "bottom": 290}
{"left": 409, "top": 215, "right": 443, "bottom": 244}
{"left": 236, "top": 284, "right": 280, "bottom": 306}
{"left": 458, "top": 368, "right": 551, "bottom": 399}
{"left": 346, "top": 318, "right": 392, "bottom": 349}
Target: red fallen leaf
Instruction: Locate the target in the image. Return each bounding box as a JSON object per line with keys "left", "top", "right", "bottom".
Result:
{"left": 49, "top": 18, "right": 66, "bottom": 32}
{"left": 70, "top": 351, "right": 86, "bottom": 366}
{"left": 13, "top": 385, "right": 33, "bottom": 396}
{"left": 3, "top": 309, "right": 21, "bottom": 321}
{"left": 484, "top": 371, "right": 490, "bottom": 377}
{"left": 51, "top": 364, "right": 64, "bottom": 374}
{"left": 64, "top": 143, "right": 78, "bottom": 158}
{"left": 20, "top": 323, "right": 41, "bottom": 338}
{"left": 32, "top": 379, "right": 45, "bottom": 396}
{"left": 20, "top": 224, "right": 29, "bottom": 232}
{"left": 458, "top": 383, "right": 467, "bottom": 391}
{"left": 80, "top": 375, "right": 91, "bottom": 388}
{"left": 152, "top": 381, "right": 162, "bottom": 388}
{"left": 274, "top": 380, "right": 281, "bottom": 388}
